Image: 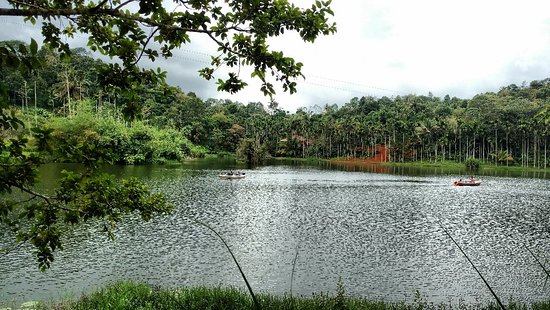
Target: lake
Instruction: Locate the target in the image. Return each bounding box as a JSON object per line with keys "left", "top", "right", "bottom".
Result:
{"left": 1, "top": 161, "right": 550, "bottom": 307}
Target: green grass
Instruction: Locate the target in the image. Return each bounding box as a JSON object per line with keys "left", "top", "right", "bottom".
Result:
{"left": 35, "top": 281, "right": 550, "bottom": 310}
{"left": 354, "top": 160, "right": 548, "bottom": 178}
{"left": 267, "top": 157, "right": 325, "bottom": 164}
{"left": 383, "top": 159, "right": 548, "bottom": 171}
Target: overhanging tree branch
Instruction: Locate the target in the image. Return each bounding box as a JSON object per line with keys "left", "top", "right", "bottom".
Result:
{"left": 0, "top": 7, "right": 211, "bottom": 34}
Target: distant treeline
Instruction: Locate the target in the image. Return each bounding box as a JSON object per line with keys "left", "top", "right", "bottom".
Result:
{"left": 2, "top": 41, "right": 549, "bottom": 168}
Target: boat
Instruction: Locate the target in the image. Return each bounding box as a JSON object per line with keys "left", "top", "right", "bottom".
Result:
{"left": 218, "top": 173, "right": 246, "bottom": 180}
{"left": 452, "top": 180, "right": 481, "bottom": 186}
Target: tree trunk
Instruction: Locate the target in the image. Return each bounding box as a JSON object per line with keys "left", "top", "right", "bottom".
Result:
{"left": 402, "top": 132, "right": 405, "bottom": 162}
{"left": 545, "top": 137, "right": 547, "bottom": 169}
{"left": 66, "top": 72, "right": 71, "bottom": 116}
{"left": 34, "top": 79, "right": 37, "bottom": 126}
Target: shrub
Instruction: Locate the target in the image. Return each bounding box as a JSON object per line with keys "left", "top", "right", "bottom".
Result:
{"left": 189, "top": 144, "right": 208, "bottom": 158}
{"left": 41, "top": 100, "right": 206, "bottom": 164}
{"left": 236, "top": 138, "right": 267, "bottom": 164}
{"left": 464, "top": 157, "right": 481, "bottom": 170}
{"left": 150, "top": 128, "right": 186, "bottom": 161}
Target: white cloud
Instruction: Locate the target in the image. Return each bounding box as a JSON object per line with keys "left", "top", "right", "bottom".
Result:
{"left": 265, "top": 0, "right": 550, "bottom": 109}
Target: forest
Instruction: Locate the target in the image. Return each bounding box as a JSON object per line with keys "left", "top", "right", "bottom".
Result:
{"left": 2, "top": 41, "right": 550, "bottom": 168}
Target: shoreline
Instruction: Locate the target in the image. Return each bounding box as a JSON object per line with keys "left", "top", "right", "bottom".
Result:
{"left": 267, "top": 157, "right": 549, "bottom": 177}
{"left": 25, "top": 281, "right": 550, "bottom": 310}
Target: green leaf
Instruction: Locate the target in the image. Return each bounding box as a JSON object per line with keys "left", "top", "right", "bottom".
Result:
{"left": 30, "top": 39, "right": 38, "bottom": 55}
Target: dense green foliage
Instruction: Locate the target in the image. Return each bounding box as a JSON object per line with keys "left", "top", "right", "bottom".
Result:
{"left": 40, "top": 100, "right": 207, "bottom": 164}
{"left": 3, "top": 41, "right": 550, "bottom": 169}
{"left": 250, "top": 91, "right": 548, "bottom": 168}
{"left": 464, "top": 157, "right": 481, "bottom": 170}
{"left": 132, "top": 83, "right": 550, "bottom": 169}
{"left": 41, "top": 281, "right": 550, "bottom": 310}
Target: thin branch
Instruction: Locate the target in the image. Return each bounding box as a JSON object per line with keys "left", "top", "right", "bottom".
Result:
{"left": 92, "top": 0, "right": 110, "bottom": 10}
{"left": 7, "top": 0, "right": 42, "bottom": 10}
{"left": 5, "top": 181, "right": 80, "bottom": 213}
{"left": 524, "top": 244, "right": 550, "bottom": 288}
{"left": 206, "top": 31, "right": 246, "bottom": 59}
{"left": 113, "top": 0, "right": 135, "bottom": 11}
{"left": 133, "top": 27, "right": 159, "bottom": 65}
{"left": 1, "top": 5, "right": 249, "bottom": 61}
{"left": 18, "top": 186, "right": 52, "bottom": 205}
{"left": 187, "top": 216, "right": 260, "bottom": 310}
{"left": 0, "top": 7, "right": 210, "bottom": 34}
{"left": 439, "top": 221, "right": 506, "bottom": 310}
{"left": 13, "top": 194, "right": 39, "bottom": 205}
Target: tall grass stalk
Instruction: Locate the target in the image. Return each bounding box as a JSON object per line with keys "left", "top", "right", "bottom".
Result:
{"left": 53, "top": 281, "right": 463, "bottom": 310}
{"left": 289, "top": 248, "right": 300, "bottom": 310}
{"left": 290, "top": 248, "right": 299, "bottom": 298}
{"left": 188, "top": 217, "right": 260, "bottom": 310}
{"left": 438, "top": 222, "right": 506, "bottom": 310}
{"left": 524, "top": 244, "right": 550, "bottom": 288}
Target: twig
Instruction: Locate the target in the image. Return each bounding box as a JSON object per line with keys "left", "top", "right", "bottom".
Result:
{"left": 13, "top": 194, "right": 38, "bottom": 205}
{"left": 0, "top": 7, "right": 212, "bottom": 35}
{"left": 289, "top": 247, "right": 299, "bottom": 310}
{"left": 290, "top": 247, "right": 298, "bottom": 298}
{"left": 133, "top": 28, "right": 159, "bottom": 66}
{"left": 188, "top": 217, "right": 260, "bottom": 310}
{"left": 524, "top": 243, "right": 550, "bottom": 288}
{"left": 113, "top": 0, "right": 136, "bottom": 11}
{"left": 18, "top": 186, "right": 52, "bottom": 205}
{"left": 439, "top": 221, "right": 506, "bottom": 310}
{"left": 92, "top": 0, "right": 109, "bottom": 10}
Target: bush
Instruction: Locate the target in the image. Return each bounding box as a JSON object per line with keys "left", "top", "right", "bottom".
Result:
{"left": 236, "top": 138, "right": 267, "bottom": 164}
{"left": 188, "top": 144, "right": 208, "bottom": 158}
{"left": 217, "top": 151, "right": 233, "bottom": 158}
{"left": 464, "top": 157, "right": 481, "bottom": 170}
{"left": 41, "top": 100, "right": 206, "bottom": 165}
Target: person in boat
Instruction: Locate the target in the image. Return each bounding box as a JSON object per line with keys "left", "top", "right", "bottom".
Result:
{"left": 469, "top": 176, "right": 475, "bottom": 183}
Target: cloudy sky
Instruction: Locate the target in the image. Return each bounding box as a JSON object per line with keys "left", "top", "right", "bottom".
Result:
{"left": 2, "top": 0, "right": 550, "bottom": 111}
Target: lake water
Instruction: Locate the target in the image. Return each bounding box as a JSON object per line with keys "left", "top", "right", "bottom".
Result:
{"left": 1, "top": 161, "right": 550, "bottom": 307}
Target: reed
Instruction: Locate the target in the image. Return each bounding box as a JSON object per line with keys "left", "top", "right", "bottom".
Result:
{"left": 438, "top": 222, "right": 506, "bottom": 310}
{"left": 42, "top": 281, "right": 550, "bottom": 310}
{"left": 42, "top": 281, "right": 398, "bottom": 310}
{"left": 188, "top": 217, "right": 260, "bottom": 309}
{"left": 525, "top": 244, "right": 550, "bottom": 287}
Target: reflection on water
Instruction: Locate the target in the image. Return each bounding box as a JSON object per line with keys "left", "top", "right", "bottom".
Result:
{"left": 1, "top": 163, "right": 550, "bottom": 307}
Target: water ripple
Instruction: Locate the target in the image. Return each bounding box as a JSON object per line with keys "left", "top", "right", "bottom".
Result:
{"left": 1, "top": 167, "right": 549, "bottom": 307}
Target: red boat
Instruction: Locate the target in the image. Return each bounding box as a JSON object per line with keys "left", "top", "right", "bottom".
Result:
{"left": 453, "top": 180, "right": 481, "bottom": 186}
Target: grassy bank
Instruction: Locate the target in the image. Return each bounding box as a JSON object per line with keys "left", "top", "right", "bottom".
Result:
{"left": 270, "top": 156, "right": 549, "bottom": 173}
{"left": 383, "top": 160, "right": 549, "bottom": 177}
{"left": 323, "top": 158, "right": 549, "bottom": 177}
{"left": 29, "top": 281, "right": 550, "bottom": 310}
{"left": 259, "top": 156, "right": 550, "bottom": 179}
{"left": 383, "top": 160, "right": 545, "bottom": 170}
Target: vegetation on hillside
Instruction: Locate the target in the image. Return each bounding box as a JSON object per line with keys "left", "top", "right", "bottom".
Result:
{"left": 3, "top": 42, "right": 549, "bottom": 168}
